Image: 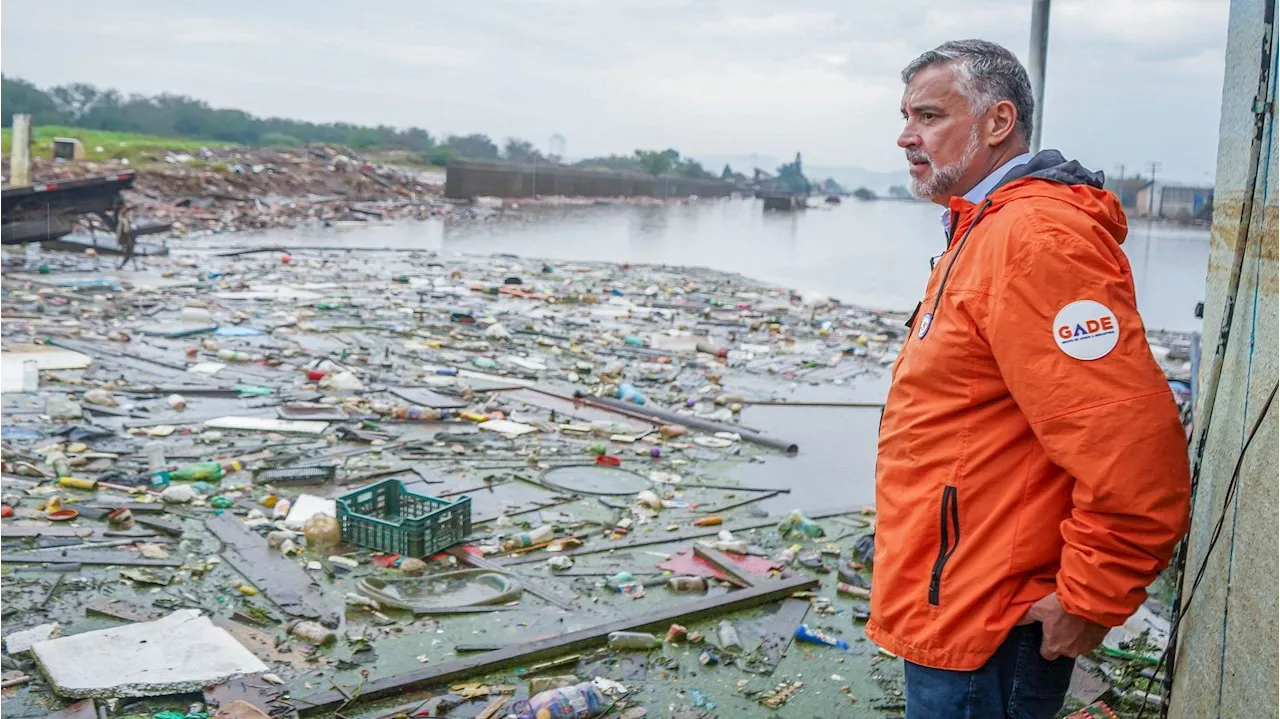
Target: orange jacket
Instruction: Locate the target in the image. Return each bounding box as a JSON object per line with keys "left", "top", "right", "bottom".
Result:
{"left": 867, "top": 152, "right": 1191, "bottom": 671}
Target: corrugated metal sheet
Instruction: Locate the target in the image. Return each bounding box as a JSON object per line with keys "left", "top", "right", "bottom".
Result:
{"left": 1169, "top": 0, "right": 1278, "bottom": 715}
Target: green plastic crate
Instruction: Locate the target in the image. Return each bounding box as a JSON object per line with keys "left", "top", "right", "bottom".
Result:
{"left": 336, "top": 479, "right": 472, "bottom": 557}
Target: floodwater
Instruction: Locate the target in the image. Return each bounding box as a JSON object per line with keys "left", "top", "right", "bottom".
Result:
{"left": 198, "top": 198, "right": 1210, "bottom": 515}
{"left": 209, "top": 197, "right": 1211, "bottom": 333}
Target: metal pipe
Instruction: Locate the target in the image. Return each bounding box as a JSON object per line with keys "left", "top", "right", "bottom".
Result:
{"left": 1028, "top": 0, "right": 1051, "bottom": 153}
{"left": 574, "top": 392, "right": 799, "bottom": 454}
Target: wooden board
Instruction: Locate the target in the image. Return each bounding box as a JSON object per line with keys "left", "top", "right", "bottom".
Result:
{"left": 501, "top": 504, "right": 862, "bottom": 567}
{"left": 293, "top": 574, "right": 818, "bottom": 714}
{"left": 0, "top": 549, "right": 183, "bottom": 566}
{"left": 206, "top": 513, "right": 338, "bottom": 626}
{"left": 757, "top": 598, "right": 811, "bottom": 673}
{"left": 388, "top": 386, "right": 470, "bottom": 409}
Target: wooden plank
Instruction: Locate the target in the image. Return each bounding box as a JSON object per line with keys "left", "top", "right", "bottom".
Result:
{"left": 0, "top": 549, "right": 183, "bottom": 566}
{"left": 693, "top": 544, "right": 757, "bottom": 587}
{"left": 696, "top": 490, "right": 783, "bottom": 515}
{"left": 293, "top": 574, "right": 818, "bottom": 714}
{"left": 206, "top": 513, "right": 338, "bottom": 626}
{"left": 501, "top": 505, "right": 861, "bottom": 567}
{"left": 757, "top": 598, "right": 810, "bottom": 673}
{"left": 0, "top": 526, "right": 93, "bottom": 538}
{"left": 388, "top": 386, "right": 469, "bottom": 409}
{"left": 475, "top": 696, "right": 508, "bottom": 719}
{"left": 86, "top": 598, "right": 164, "bottom": 623}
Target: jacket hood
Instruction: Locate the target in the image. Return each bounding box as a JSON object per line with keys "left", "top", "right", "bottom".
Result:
{"left": 983, "top": 149, "right": 1128, "bottom": 244}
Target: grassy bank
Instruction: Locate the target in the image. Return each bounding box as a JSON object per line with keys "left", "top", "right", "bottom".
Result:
{"left": 0, "top": 125, "right": 235, "bottom": 163}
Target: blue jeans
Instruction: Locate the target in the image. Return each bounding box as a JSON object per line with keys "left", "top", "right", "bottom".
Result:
{"left": 904, "top": 623, "right": 1075, "bottom": 719}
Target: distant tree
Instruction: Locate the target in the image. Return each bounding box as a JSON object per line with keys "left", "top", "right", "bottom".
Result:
{"left": 444, "top": 133, "right": 499, "bottom": 159}
{"left": 348, "top": 128, "right": 382, "bottom": 149}
{"left": 819, "top": 177, "right": 846, "bottom": 194}
{"left": 574, "top": 154, "right": 642, "bottom": 172}
{"left": 721, "top": 164, "right": 734, "bottom": 180}
{"left": 634, "top": 149, "right": 679, "bottom": 176}
{"left": 887, "top": 185, "right": 911, "bottom": 199}
{"left": 423, "top": 146, "right": 457, "bottom": 166}
{"left": 675, "top": 158, "right": 714, "bottom": 180}
{"left": 503, "top": 137, "right": 541, "bottom": 163}
{"left": 1, "top": 75, "right": 67, "bottom": 126}
{"left": 853, "top": 187, "right": 877, "bottom": 200}
{"left": 774, "top": 152, "right": 811, "bottom": 193}
{"left": 260, "top": 132, "right": 302, "bottom": 147}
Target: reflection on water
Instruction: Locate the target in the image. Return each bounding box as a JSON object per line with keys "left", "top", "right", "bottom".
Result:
{"left": 209, "top": 198, "right": 1209, "bottom": 332}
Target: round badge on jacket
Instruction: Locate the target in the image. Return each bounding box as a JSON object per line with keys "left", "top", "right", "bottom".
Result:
{"left": 917, "top": 312, "right": 933, "bottom": 340}
{"left": 1053, "top": 300, "right": 1119, "bottom": 360}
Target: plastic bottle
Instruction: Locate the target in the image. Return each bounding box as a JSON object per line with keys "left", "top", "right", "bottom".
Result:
{"left": 502, "top": 525, "right": 554, "bottom": 551}
{"left": 287, "top": 620, "right": 336, "bottom": 646}
{"left": 623, "top": 335, "right": 646, "bottom": 347}
{"left": 46, "top": 451, "right": 71, "bottom": 479}
{"left": 393, "top": 405, "right": 439, "bottom": 421}
{"left": 795, "top": 624, "right": 849, "bottom": 650}
{"left": 217, "top": 349, "right": 254, "bottom": 362}
{"left": 717, "top": 621, "right": 743, "bottom": 651}
{"left": 21, "top": 360, "right": 39, "bottom": 392}
{"left": 169, "top": 460, "right": 241, "bottom": 482}
{"left": 144, "top": 442, "right": 170, "bottom": 487}
{"left": 667, "top": 576, "right": 708, "bottom": 593}
{"left": 273, "top": 498, "right": 292, "bottom": 520}
{"left": 519, "top": 682, "right": 606, "bottom": 719}
{"left": 616, "top": 383, "right": 646, "bottom": 405}
{"left": 607, "top": 631, "right": 659, "bottom": 651}
{"left": 472, "top": 357, "right": 497, "bottom": 369}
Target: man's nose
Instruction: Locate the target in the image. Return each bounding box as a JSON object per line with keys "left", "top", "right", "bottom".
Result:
{"left": 897, "top": 127, "right": 919, "bottom": 150}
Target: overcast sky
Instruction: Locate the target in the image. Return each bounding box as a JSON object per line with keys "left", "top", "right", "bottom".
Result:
{"left": 2, "top": 0, "right": 1228, "bottom": 182}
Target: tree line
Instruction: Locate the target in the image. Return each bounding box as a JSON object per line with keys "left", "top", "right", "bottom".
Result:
{"left": 0, "top": 75, "right": 800, "bottom": 183}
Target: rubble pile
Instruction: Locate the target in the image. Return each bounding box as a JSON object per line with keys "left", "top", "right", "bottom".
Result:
{"left": 3, "top": 146, "right": 459, "bottom": 236}
{"left": 0, "top": 245, "right": 1189, "bottom": 718}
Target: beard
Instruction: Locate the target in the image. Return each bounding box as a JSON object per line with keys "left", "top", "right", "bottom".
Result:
{"left": 907, "top": 128, "right": 980, "bottom": 200}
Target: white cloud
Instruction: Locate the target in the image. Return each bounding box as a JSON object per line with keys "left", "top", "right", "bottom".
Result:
{"left": 0, "top": 0, "right": 1230, "bottom": 179}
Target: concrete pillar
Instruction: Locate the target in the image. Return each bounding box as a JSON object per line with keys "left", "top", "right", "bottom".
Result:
{"left": 10, "top": 113, "right": 32, "bottom": 187}
{"left": 1168, "top": 0, "right": 1278, "bottom": 715}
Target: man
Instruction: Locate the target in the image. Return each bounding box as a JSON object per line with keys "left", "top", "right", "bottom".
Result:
{"left": 869, "top": 39, "right": 1191, "bottom": 718}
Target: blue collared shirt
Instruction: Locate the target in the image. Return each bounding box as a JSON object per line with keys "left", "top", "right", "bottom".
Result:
{"left": 940, "top": 152, "right": 1034, "bottom": 235}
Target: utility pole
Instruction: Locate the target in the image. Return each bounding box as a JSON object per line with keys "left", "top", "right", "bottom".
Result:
{"left": 1028, "top": 0, "right": 1051, "bottom": 153}
{"left": 1115, "top": 163, "right": 1126, "bottom": 181}
{"left": 1146, "top": 161, "right": 1162, "bottom": 217}
{"left": 10, "top": 114, "right": 32, "bottom": 187}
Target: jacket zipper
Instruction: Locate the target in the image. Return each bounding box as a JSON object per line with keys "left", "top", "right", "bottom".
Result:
{"left": 928, "top": 485, "right": 961, "bottom": 606}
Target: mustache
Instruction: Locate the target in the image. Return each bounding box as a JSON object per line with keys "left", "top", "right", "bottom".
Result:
{"left": 905, "top": 149, "right": 932, "bottom": 164}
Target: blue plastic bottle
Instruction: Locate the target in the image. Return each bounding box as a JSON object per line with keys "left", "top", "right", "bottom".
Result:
{"left": 617, "top": 383, "right": 646, "bottom": 405}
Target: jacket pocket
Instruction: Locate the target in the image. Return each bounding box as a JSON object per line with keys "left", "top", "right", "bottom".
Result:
{"left": 928, "top": 485, "right": 960, "bottom": 606}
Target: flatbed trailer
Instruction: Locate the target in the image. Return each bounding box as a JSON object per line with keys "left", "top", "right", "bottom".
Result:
{"left": 1, "top": 170, "right": 170, "bottom": 264}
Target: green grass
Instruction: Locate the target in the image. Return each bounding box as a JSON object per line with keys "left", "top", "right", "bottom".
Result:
{"left": 0, "top": 125, "right": 236, "bottom": 163}
{"left": 366, "top": 150, "right": 445, "bottom": 171}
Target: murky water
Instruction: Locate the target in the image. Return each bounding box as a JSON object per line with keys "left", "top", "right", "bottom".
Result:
{"left": 207, "top": 197, "right": 1210, "bottom": 333}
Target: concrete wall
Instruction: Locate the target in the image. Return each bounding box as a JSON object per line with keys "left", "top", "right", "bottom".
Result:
{"left": 444, "top": 159, "right": 735, "bottom": 200}
{"left": 1168, "top": 0, "right": 1278, "bottom": 716}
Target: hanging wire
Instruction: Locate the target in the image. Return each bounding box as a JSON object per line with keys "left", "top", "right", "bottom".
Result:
{"left": 1135, "top": 382, "right": 1277, "bottom": 719}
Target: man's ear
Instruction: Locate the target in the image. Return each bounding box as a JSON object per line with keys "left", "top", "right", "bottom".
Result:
{"left": 987, "top": 100, "right": 1019, "bottom": 147}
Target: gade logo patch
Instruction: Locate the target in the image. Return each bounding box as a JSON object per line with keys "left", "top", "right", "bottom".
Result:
{"left": 1053, "top": 300, "right": 1119, "bottom": 360}
{"left": 918, "top": 312, "right": 933, "bottom": 340}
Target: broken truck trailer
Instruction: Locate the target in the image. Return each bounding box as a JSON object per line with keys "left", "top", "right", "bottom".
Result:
{"left": 1, "top": 170, "right": 170, "bottom": 263}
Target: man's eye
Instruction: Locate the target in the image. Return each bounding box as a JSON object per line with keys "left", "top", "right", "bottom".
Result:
{"left": 921, "top": 113, "right": 936, "bottom": 121}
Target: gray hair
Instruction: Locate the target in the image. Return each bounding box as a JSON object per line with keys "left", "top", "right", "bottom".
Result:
{"left": 902, "top": 39, "right": 1034, "bottom": 142}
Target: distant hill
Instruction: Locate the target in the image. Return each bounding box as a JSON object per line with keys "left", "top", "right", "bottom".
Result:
{"left": 695, "top": 154, "right": 909, "bottom": 194}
